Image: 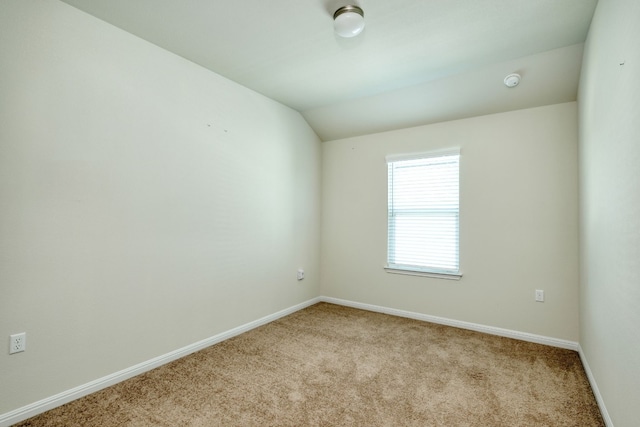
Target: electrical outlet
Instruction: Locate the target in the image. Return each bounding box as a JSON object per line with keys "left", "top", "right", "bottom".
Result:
{"left": 9, "top": 333, "right": 26, "bottom": 354}
{"left": 535, "top": 290, "right": 545, "bottom": 302}
{"left": 297, "top": 269, "right": 305, "bottom": 281}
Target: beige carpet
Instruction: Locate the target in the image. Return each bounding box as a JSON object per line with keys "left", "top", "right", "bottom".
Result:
{"left": 15, "top": 303, "right": 604, "bottom": 426}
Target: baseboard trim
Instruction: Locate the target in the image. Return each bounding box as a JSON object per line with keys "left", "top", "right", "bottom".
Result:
{"left": 578, "top": 344, "right": 614, "bottom": 427}
{"left": 0, "top": 297, "right": 321, "bottom": 427}
{"left": 320, "top": 296, "right": 579, "bottom": 351}
{"left": 1, "top": 296, "right": 592, "bottom": 426}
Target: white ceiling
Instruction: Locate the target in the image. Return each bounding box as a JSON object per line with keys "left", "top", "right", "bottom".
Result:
{"left": 60, "top": 0, "right": 598, "bottom": 141}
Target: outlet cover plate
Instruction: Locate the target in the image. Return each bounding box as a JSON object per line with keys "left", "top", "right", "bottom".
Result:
{"left": 9, "top": 333, "right": 26, "bottom": 354}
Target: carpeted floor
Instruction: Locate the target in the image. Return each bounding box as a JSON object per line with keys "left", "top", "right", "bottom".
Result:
{"left": 15, "top": 303, "right": 604, "bottom": 426}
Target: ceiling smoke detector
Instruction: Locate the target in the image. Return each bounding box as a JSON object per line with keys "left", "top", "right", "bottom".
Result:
{"left": 504, "top": 73, "right": 521, "bottom": 88}
{"left": 333, "top": 5, "right": 365, "bottom": 38}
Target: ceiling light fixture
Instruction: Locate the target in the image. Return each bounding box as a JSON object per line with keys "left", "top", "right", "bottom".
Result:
{"left": 503, "top": 73, "right": 521, "bottom": 88}
{"left": 333, "top": 5, "right": 365, "bottom": 38}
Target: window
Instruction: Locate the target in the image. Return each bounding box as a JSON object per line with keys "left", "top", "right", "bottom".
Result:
{"left": 385, "top": 150, "right": 461, "bottom": 279}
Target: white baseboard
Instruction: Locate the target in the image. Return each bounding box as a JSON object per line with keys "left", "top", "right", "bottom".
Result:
{"left": 0, "top": 297, "right": 321, "bottom": 427}
{"left": 320, "top": 296, "right": 579, "bottom": 351}
{"left": 578, "top": 344, "right": 614, "bottom": 427}
{"left": 2, "top": 296, "right": 599, "bottom": 427}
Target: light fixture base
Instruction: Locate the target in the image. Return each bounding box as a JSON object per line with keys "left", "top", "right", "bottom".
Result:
{"left": 333, "top": 5, "right": 364, "bottom": 20}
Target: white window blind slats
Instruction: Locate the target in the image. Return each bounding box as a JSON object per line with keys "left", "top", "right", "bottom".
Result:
{"left": 387, "top": 152, "right": 460, "bottom": 276}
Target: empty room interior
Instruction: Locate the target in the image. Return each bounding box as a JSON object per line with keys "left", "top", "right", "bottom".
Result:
{"left": 1, "top": 0, "right": 638, "bottom": 426}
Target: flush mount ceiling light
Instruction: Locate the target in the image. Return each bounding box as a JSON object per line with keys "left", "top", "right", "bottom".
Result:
{"left": 504, "top": 73, "right": 521, "bottom": 88}
{"left": 333, "top": 5, "right": 365, "bottom": 38}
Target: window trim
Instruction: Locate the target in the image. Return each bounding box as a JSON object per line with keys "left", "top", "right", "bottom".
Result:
{"left": 385, "top": 149, "right": 462, "bottom": 280}
{"left": 384, "top": 265, "right": 462, "bottom": 280}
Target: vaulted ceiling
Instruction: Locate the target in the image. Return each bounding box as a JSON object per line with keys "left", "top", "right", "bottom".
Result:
{"left": 60, "top": 0, "right": 598, "bottom": 141}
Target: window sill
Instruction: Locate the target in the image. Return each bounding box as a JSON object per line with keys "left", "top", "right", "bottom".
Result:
{"left": 384, "top": 266, "right": 462, "bottom": 281}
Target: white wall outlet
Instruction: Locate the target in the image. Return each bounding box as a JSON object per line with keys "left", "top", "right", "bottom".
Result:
{"left": 9, "top": 332, "right": 26, "bottom": 354}
{"left": 297, "top": 268, "right": 305, "bottom": 281}
{"left": 535, "top": 290, "right": 545, "bottom": 302}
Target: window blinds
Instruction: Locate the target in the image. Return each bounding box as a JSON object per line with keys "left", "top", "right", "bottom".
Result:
{"left": 387, "top": 150, "right": 460, "bottom": 276}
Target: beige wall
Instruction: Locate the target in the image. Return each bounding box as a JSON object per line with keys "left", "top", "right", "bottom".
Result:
{"left": 578, "top": 0, "right": 640, "bottom": 425}
{"left": 0, "top": 0, "right": 321, "bottom": 414}
{"left": 321, "top": 103, "right": 579, "bottom": 341}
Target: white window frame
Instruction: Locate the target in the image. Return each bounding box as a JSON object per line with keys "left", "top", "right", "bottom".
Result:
{"left": 384, "top": 149, "right": 462, "bottom": 280}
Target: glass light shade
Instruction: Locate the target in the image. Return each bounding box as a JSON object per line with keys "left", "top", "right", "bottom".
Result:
{"left": 334, "top": 6, "right": 365, "bottom": 38}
